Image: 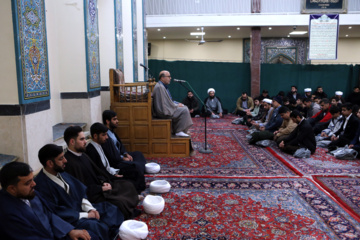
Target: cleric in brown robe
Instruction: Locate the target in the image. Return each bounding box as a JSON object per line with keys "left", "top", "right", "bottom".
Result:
{"left": 63, "top": 126, "right": 140, "bottom": 220}
{"left": 152, "top": 70, "right": 193, "bottom": 137}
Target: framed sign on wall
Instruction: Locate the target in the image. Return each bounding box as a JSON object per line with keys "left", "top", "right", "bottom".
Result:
{"left": 301, "top": 0, "right": 347, "bottom": 14}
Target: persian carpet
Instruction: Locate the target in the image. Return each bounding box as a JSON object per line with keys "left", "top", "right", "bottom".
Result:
{"left": 267, "top": 146, "right": 360, "bottom": 176}
{"left": 138, "top": 177, "right": 360, "bottom": 239}
{"left": 147, "top": 129, "right": 296, "bottom": 177}
{"left": 314, "top": 176, "right": 360, "bottom": 221}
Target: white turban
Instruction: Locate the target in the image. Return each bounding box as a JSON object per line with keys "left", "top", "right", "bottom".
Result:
{"left": 304, "top": 88, "right": 312, "bottom": 92}
{"left": 207, "top": 88, "right": 215, "bottom": 94}
{"left": 335, "top": 91, "right": 343, "bottom": 96}
{"left": 263, "top": 98, "right": 272, "bottom": 104}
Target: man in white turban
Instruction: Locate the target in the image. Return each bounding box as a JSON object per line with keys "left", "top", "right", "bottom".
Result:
{"left": 204, "top": 88, "right": 223, "bottom": 119}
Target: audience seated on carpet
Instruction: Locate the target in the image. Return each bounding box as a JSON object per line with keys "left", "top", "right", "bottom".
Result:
{"left": 249, "top": 106, "right": 294, "bottom": 145}
{"left": 257, "top": 89, "right": 270, "bottom": 101}
{"left": 308, "top": 98, "right": 332, "bottom": 135}
{"left": 152, "top": 70, "right": 193, "bottom": 137}
{"left": 86, "top": 122, "right": 146, "bottom": 194}
{"left": 102, "top": 110, "right": 146, "bottom": 192}
{"left": 286, "top": 86, "right": 302, "bottom": 102}
{"left": 247, "top": 98, "right": 271, "bottom": 127}
{"left": 204, "top": 88, "right": 224, "bottom": 118}
{"left": 314, "top": 86, "right": 327, "bottom": 99}
{"left": 0, "top": 162, "right": 97, "bottom": 240}
{"left": 234, "top": 92, "right": 254, "bottom": 116}
{"left": 320, "top": 105, "right": 343, "bottom": 140}
{"left": 327, "top": 103, "right": 360, "bottom": 151}
{"left": 63, "top": 126, "right": 140, "bottom": 220}
{"left": 241, "top": 97, "right": 261, "bottom": 124}
{"left": 182, "top": 91, "right": 200, "bottom": 117}
{"left": 35, "top": 144, "right": 123, "bottom": 240}
{"left": 263, "top": 96, "right": 283, "bottom": 132}
{"left": 279, "top": 110, "right": 316, "bottom": 155}
{"left": 330, "top": 96, "right": 341, "bottom": 108}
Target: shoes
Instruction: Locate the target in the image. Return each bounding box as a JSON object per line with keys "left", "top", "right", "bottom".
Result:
{"left": 175, "top": 131, "right": 190, "bottom": 137}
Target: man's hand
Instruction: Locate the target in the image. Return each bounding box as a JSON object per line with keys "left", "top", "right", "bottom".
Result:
{"left": 123, "top": 154, "right": 133, "bottom": 162}
{"left": 331, "top": 135, "right": 338, "bottom": 141}
{"left": 219, "top": 113, "right": 223, "bottom": 117}
{"left": 273, "top": 130, "right": 279, "bottom": 135}
{"left": 279, "top": 141, "right": 285, "bottom": 148}
{"left": 178, "top": 103, "right": 184, "bottom": 107}
{"left": 320, "top": 132, "right": 328, "bottom": 137}
{"left": 114, "top": 174, "right": 123, "bottom": 178}
{"left": 102, "top": 183, "right": 112, "bottom": 191}
{"left": 68, "top": 229, "right": 91, "bottom": 240}
{"left": 88, "top": 210, "right": 100, "bottom": 220}
{"left": 349, "top": 144, "right": 354, "bottom": 148}
{"left": 189, "top": 109, "right": 194, "bottom": 113}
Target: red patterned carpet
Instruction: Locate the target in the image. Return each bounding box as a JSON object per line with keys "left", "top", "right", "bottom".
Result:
{"left": 139, "top": 115, "right": 360, "bottom": 240}
{"left": 138, "top": 178, "right": 360, "bottom": 239}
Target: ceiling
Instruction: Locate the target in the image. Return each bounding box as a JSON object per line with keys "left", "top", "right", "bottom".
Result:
{"left": 147, "top": 25, "right": 360, "bottom": 41}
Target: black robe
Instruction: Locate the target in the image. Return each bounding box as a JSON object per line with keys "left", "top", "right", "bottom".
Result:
{"left": 102, "top": 130, "right": 146, "bottom": 175}
{"left": 284, "top": 119, "right": 316, "bottom": 154}
{"left": 35, "top": 170, "right": 124, "bottom": 240}
{"left": 64, "top": 151, "right": 139, "bottom": 220}
{"left": 86, "top": 143, "right": 145, "bottom": 193}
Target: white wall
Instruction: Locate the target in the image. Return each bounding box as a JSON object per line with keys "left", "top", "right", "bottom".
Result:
{"left": 56, "top": 0, "right": 87, "bottom": 92}
{"left": 122, "top": 0, "right": 134, "bottom": 82}
{"left": 0, "top": 0, "right": 19, "bottom": 104}
{"left": 149, "top": 39, "right": 243, "bottom": 62}
{"left": 98, "top": 0, "right": 116, "bottom": 87}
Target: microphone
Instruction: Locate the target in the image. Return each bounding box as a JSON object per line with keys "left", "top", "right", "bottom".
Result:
{"left": 173, "top": 79, "right": 186, "bottom": 83}
{"left": 139, "top": 63, "right": 148, "bottom": 70}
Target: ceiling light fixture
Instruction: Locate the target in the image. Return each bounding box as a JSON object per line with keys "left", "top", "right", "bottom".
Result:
{"left": 157, "top": 29, "right": 161, "bottom": 31}
{"left": 346, "top": 35, "right": 349, "bottom": 37}
{"left": 163, "top": 36, "right": 166, "bottom": 39}
{"left": 349, "top": 26, "right": 352, "bottom": 29}
{"left": 228, "top": 35, "right": 231, "bottom": 38}
{"left": 190, "top": 32, "right": 205, "bottom": 36}
{"left": 287, "top": 35, "right": 290, "bottom": 37}
{"left": 197, "top": 28, "right": 200, "bottom": 31}
{"left": 237, "top": 27, "right": 240, "bottom": 30}
{"left": 269, "top": 27, "right": 272, "bottom": 30}
{"left": 289, "top": 31, "right": 308, "bottom": 35}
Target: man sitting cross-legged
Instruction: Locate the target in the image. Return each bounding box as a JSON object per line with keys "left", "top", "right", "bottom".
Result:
{"left": 102, "top": 110, "right": 146, "bottom": 191}
{"left": 0, "top": 162, "right": 97, "bottom": 240}
{"left": 86, "top": 122, "right": 145, "bottom": 194}
{"left": 327, "top": 103, "right": 360, "bottom": 151}
{"left": 279, "top": 110, "right": 316, "bottom": 155}
{"left": 64, "top": 126, "right": 140, "bottom": 220}
{"left": 35, "top": 144, "right": 124, "bottom": 240}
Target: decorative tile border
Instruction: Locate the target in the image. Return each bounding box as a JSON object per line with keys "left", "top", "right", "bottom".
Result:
{"left": 84, "top": 0, "right": 101, "bottom": 91}
{"left": 12, "top": 0, "right": 50, "bottom": 104}
{"left": 114, "top": 0, "right": 124, "bottom": 71}
{"left": 265, "top": 47, "right": 298, "bottom": 64}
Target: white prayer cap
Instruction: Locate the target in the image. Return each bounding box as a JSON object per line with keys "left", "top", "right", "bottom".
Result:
{"left": 143, "top": 195, "right": 165, "bottom": 215}
{"left": 145, "top": 163, "right": 161, "bottom": 174}
{"left": 263, "top": 98, "right": 272, "bottom": 104}
{"left": 207, "top": 88, "right": 215, "bottom": 94}
{"left": 119, "top": 220, "right": 149, "bottom": 240}
{"left": 335, "top": 91, "right": 343, "bottom": 96}
{"left": 149, "top": 180, "right": 171, "bottom": 193}
{"left": 304, "top": 88, "right": 312, "bottom": 92}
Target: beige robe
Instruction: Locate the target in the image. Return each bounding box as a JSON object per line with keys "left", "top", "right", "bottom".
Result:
{"left": 152, "top": 82, "right": 193, "bottom": 133}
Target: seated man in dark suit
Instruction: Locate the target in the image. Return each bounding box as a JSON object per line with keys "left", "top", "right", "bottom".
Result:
{"left": 35, "top": 144, "right": 124, "bottom": 240}
{"left": 86, "top": 122, "right": 145, "bottom": 194}
{"left": 0, "top": 162, "right": 96, "bottom": 240}
{"left": 328, "top": 103, "right": 360, "bottom": 151}
{"left": 279, "top": 110, "right": 316, "bottom": 155}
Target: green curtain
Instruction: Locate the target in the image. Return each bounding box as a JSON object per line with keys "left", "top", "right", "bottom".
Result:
{"left": 149, "top": 60, "right": 360, "bottom": 112}
{"left": 260, "top": 64, "right": 359, "bottom": 98}
{"left": 149, "top": 60, "right": 251, "bottom": 112}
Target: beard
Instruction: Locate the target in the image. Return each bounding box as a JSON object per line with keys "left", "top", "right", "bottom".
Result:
{"left": 109, "top": 122, "right": 117, "bottom": 130}
{"left": 53, "top": 163, "right": 65, "bottom": 173}
{"left": 75, "top": 145, "right": 86, "bottom": 153}
{"left": 18, "top": 189, "right": 36, "bottom": 200}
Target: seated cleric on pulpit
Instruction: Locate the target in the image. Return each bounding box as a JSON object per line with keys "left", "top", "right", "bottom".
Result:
{"left": 152, "top": 70, "right": 193, "bottom": 137}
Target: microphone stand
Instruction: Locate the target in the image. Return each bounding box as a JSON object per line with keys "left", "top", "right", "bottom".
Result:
{"left": 176, "top": 81, "right": 213, "bottom": 154}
